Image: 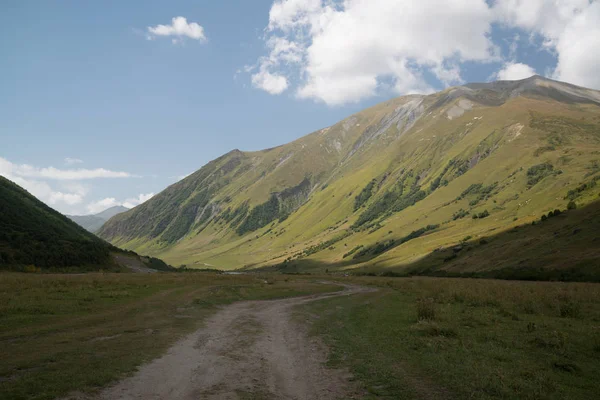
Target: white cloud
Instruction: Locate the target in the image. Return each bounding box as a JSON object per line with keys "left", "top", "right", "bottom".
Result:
{"left": 147, "top": 17, "right": 207, "bottom": 42}
{"left": 251, "top": 68, "right": 289, "bottom": 94}
{"left": 0, "top": 156, "right": 139, "bottom": 214}
{"left": 171, "top": 172, "right": 191, "bottom": 181}
{"left": 249, "top": 0, "right": 600, "bottom": 105}
{"left": 251, "top": 0, "right": 495, "bottom": 105}
{"left": 552, "top": 2, "right": 600, "bottom": 89}
{"left": 495, "top": 62, "right": 537, "bottom": 81}
{"left": 0, "top": 158, "right": 135, "bottom": 180}
{"left": 0, "top": 166, "right": 84, "bottom": 212}
{"left": 86, "top": 193, "right": 153, "bottom": 214}
{"left": 493, "top": 0, "right": 600, "bottom": 89}
{"left": 122, "top": 193, "right": 154, "bottom": 209}
{"left": 86, "top": 198, "right": 120, "bottom": 214}
{"left": 64, "top": 157, "right": 83, "bottom": 165}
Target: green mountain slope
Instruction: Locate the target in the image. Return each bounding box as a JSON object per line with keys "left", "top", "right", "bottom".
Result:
{"left": 67, "top": 206, "right": 129, "bottom": 233}
{"left": 98, "top": 76, "right": 600, "bottom": 274}
{"left": 0, "top": 176, "right": 112, "bottom": 270}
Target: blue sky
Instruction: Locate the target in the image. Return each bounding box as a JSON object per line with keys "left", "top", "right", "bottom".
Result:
{"left": 1, "top": 0, "right": 599, "bottom": 214}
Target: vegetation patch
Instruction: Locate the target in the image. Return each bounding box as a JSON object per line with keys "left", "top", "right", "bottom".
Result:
{"left": 456, "top": 182, "right": 498, "bottom": 206}
{"left": 565, "top": 176, "right": 600, "bottom": 200}
{"left": 527, "top": 162, "right": 557, "bottom": 187}
{"left": 237, "top": 178, "right": 312, "bottom": 235}
{"left": 354, "top": 224, "right": 439, "bottom": 259}
{"left": 354, "top": 179, "right": 377, "bottom": 210}
{"left": 343, "top": 245, "right": 364, "bottom": 258}
{"left": 353, "top": 170, "right": 427, "bottom": 229}
{"left": 472, "top": 209, "right": 490, "bottom": 219}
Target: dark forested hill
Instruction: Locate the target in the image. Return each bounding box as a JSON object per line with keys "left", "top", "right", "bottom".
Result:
{"left": 0, "top": 176, "right": 113, "bottom": 270}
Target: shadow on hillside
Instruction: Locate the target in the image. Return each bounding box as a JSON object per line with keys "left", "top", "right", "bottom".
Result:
{"left": 252, "top": 200, "right": 600, "bottom": 282}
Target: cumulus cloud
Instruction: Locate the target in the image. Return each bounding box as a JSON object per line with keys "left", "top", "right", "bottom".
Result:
{"left": 86, "top": 198, "right": 120, "bottom": 214}
{"left": 250, "top": 0, "right": 495, "bottom": 105}
{"left": 495, "top": 62, "right": 537, "bottom": 81}
{"left": 147, "top": 17, "right": 207, "bottom": 43}
{"left": 64, "top": 157, "right": 83, "bottom": 165}
{"left": 249, "top": 0, "right": 600, "bottom": 105}
{"left": 86, "top": 193, "right": 154, "bottom": 214}
{"left": 251, "top": 68, "right": 289, "bottom": 94}
{"left": 122, "top": 193, "right": 154, "bottom": 209}
{"left": 493, "top": 0, "right": 600, "bottom": 89}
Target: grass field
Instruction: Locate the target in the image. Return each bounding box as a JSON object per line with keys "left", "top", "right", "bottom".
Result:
{"left": 302, "top": 277, "right": 600, "bottom": 399}
{"left": 0, "top": 273, "right": 339, "bottom": 400}
{"left": 3, "top": 273, "right": 600, "bottom": 400}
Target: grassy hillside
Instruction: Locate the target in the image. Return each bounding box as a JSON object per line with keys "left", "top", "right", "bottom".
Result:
{"left": 0, "top": 176, "right": 113, "bottom": 271}
{"left": 98, "top": 76, "right": 600, "bottom": 277}
{"left": 269, "top": 200, "right": 599, "bottom": 281}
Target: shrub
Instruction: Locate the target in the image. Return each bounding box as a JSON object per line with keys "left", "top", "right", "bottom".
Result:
{"left": 473, "top": 210, "right": 490, "bottom": 220}
{"left": 559, "top": 300, "right": 581, "bottom": 318}
{"left": 354, "top": 179, "right": 377, "bottom": 210}
{"left": 452, "top": 209, "right": 469, "bottom": 220}
{"left": 417, "top": 298, "right": 436, "bottom": 321}
{"left": 527, "top": 162, "right": 554, "bottom": 187}
{"left": 567, "top": 201, "right": 577, "bottom": 210}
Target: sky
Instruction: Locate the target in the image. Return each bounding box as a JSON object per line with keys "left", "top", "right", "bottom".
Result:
{"left": 1, "top": 0, "right": 599, "bottom": 215}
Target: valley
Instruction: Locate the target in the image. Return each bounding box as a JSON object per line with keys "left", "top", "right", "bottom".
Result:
{"left": 5, "top": 4, "right": 600, "bottom": 399}
{"left": 2, "top": 76, "right": 600, "bottom": 400}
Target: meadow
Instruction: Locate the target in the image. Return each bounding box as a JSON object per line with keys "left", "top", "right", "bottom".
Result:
{"left": 0, "top": 272, "right": 338, "bottom": 400}
{"left": 2, "top": 272, "right": 600, "bottom": 400}
{"left": 302, "top": 276, "right": 600, "bottom": 399}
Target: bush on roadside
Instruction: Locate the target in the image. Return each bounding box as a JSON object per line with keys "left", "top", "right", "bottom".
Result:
{"left": 417, "top": 298, "right": 436, "bottom": 321}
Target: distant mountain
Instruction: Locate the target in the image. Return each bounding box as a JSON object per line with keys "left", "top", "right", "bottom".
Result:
{"left": 0, "top": 176, "right": 113, "bottom": 270}
{"left": 68, "top": 205, "right": 128, "bottom": 233}
{"left": 98, "top": 76, "right": 600, "bottom": 276}
{"left": 95, "top": 205, "right": 129, "bottom": 221}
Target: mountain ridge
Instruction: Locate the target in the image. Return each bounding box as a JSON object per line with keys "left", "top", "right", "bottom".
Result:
{"left": 68, "top": 205, "right": 129, "bottom": 233}
{"left": 98, "top": 76, "right": 600, "bottom": 273}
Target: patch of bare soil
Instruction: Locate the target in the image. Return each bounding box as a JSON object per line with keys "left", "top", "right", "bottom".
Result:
{"left": 112, "top": 254, "right": 156, "bottom": 273}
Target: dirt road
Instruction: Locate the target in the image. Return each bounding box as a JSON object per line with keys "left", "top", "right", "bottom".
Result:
{"left": 90, "top": 284, "right": 371, "bottom": 400}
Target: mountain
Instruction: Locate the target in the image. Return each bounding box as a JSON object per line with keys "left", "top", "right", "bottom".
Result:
{"left": 95, "top": 205, "right": 129, "bottom": 220}
{"left": 68, "top": 206, "right": 128, "bottom": 233}
{"left": 0, "top": 176, "right": 113, "bottom": 270}
{"left": 98, "top": 76, "right": 600, "bottom": 275}
{"left": 0, "top": 177, "right": 175, "bottom": 272}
